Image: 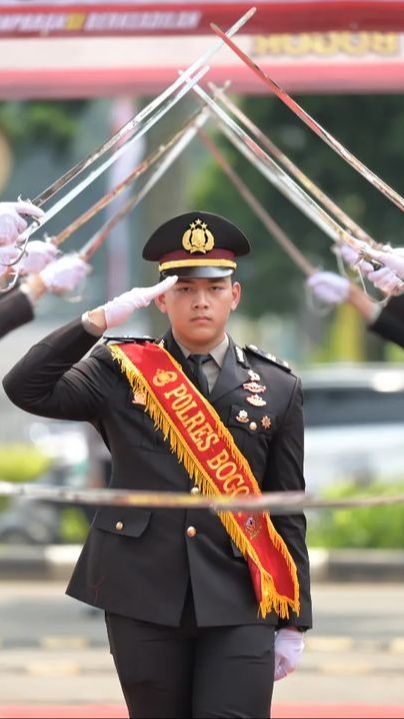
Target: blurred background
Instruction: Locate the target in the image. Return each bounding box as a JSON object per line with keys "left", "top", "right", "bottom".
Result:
{"left": 0, "top": 2, "right": 404, "bottom": 717}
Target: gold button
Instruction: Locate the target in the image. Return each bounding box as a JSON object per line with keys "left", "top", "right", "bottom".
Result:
{"left": 186, "top": 526, "right": 197, "bottom": 538}
{"left": 249, "top": 421, "right": 257, "bottom": 431}
{"left": 190, "top": 486, "right": 200, "bottom": 495}
{"left": 115, "top": 521, "right": 124, "bottom": 531}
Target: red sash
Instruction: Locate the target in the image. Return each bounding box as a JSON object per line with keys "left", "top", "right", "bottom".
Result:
{"left": 109, "top": 341, "right": 300, "bottom": 619}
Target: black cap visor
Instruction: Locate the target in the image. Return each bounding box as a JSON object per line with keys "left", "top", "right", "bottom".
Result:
{"left": 161, "top": 266, "right": 235, "bottom": 279}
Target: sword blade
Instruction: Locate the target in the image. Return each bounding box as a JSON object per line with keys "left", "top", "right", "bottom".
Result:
{"left": 210, "top": 23, "right": 404, "bottom": 212}
{"left": 199, "top": 130, "right": 315, "bottom": 276}
{"left": 210, "top": 83, "right": 380, "bottom": 248}
{"left": 189, "top": 81, "right": 362, "bottom": 253}
{"left": 80, "top": 108, "right": 210, "bottom": 262}
{"left": 17, "top": 65, "right": 209, "bottom": 248}
{"left": 0, "top": 482, "right": 403, "bottom": 514}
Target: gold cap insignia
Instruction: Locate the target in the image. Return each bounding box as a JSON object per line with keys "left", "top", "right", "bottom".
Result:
{"left": 182, "top": 218, "right": 215, "bottom": 254}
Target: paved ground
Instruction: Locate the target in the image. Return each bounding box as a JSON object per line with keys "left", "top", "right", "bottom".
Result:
{"left": 1, "top": 580, "right": 404, "bottom": 717}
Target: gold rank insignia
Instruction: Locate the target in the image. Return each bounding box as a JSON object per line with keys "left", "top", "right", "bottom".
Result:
{"left": 243, "top": 382, "right": 266, "bottom": 394}
{"left": 236, "top": 409, "right": 249, "bottom": 423}
{"left": 182, "top": 218, "right": 215, "bottom": 254}
{"left": 261, "top": 415, "right": 272, "bottom": 429}
{"left": 248, "top": 369, "right": 261, "bottom": 382}
{"left": 246, "top": 395, "right": 267, "bottom": 407}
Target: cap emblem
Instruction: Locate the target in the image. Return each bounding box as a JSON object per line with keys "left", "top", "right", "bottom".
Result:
{"left": 182, "top": 218, "right": 215, "bottom": 254}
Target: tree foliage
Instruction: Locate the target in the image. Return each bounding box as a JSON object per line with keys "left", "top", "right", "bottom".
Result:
{"left": 0, "top": 100, "right": 88, "bottom": 156}
{"left": 192, "top": 94, "right": 404, "bottom": 318}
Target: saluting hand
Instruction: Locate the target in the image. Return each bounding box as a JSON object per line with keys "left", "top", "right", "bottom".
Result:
{"left": 102, "top": 276, "right": 178, "bottom": 329}
{"left": 274, "top": 628, "right": 305, "bottom": 681}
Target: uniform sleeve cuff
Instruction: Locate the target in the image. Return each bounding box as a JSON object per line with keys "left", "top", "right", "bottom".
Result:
{"left": 81, "top": 311, "right": 104, "bottom": 337}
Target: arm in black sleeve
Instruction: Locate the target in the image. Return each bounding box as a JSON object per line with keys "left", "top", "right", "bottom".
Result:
{"left": 369, "top": 302, "right": 404, "bottom": 349}
{"left": 3, "top": 317, "right": 119, "bottom": 421}
{"left": 0, "top": 287, "right": 34, "bottom": 340}
{"left": 265, "top": 377, "right": 312, "bottom": 630}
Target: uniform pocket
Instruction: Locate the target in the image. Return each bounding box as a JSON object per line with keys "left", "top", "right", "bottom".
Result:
{"left": 93, "top": 507, "right": 151, "bottom": 538}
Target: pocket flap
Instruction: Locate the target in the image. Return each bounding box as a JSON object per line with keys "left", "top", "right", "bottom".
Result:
{"left": 93, "top": 507, "right": 151, "bottom": 538}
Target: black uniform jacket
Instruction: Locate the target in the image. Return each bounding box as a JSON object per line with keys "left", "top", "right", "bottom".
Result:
{"left": 369, "top": 294, "right": 404, "bottom": 349}
{"left": 0, "top": 287, "right": 34, "bottom": 340}
{"left": 3, "top": 318, "right": 312, "bottom": 630}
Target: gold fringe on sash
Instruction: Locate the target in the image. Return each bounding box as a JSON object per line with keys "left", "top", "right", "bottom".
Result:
{"left": 109, "top": 343, "right": 300, "bottom": 619}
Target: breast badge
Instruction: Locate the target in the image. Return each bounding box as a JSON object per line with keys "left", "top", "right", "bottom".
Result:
{"left": 247, "top": 369, "right": 261, "bottom": 382}
{"left": 246, "top": 394, "right": 267, "bottom": 407}
{"left": 243, "top": 381, "right": 266, "bottom": 394}
{"left": 261, "top": 415, "right": 272, "bottom": 429}
{"left": 132, "top": 391, "right": 146, "bottom": 406}
{"left": 235, "top": 409, "right": 249, "bottom": 423}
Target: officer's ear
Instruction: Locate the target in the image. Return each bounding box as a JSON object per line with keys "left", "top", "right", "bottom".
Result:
{"left": 230, "top": 280, "right": 241, "bottom": 311}
{"left": 154, "top": 292, "right": 168, "bottom": 315}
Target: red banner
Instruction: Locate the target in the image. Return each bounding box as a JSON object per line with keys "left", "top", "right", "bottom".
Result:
{"left": 1, "top": 30, "right": 404, "bottom": 98}
{"left": 1, "top": 1, "right": 404, "bottom": 38}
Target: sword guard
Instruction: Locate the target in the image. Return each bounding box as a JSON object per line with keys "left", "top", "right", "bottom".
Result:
{"left": 359, "top": 251, "right": 383, "bottom": 271}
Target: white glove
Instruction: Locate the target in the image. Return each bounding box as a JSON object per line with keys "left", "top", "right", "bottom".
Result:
{"left": 367, "top": 266, "right": 404, "bottom": 295}
{"left": 274, "top": 629, "right": 305, "bottom": 682}
{"left": 364, "top": 247, "right": 404, "bottom": 281}
{"left": 19, "top": 240, "right": 59, "bottom": 275}
{"left": 0, "top": 201, "right": 44, "bottom": 247}
{"left": 307, "top": 271, "right": 350, "bottom": 305}
{"left": 337, "top": 243, "right": 373, "bottom": 275}
{"left": 0, "top": 245, "right": 19, "bottom": 276}
{"left": 39, "top": 254, "right": 90, "bottom": 294}
{"left": 103, "top": 275, "right": 178, "bottom": 328}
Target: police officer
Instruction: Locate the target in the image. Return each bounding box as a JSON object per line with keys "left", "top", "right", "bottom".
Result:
{"left": 3, "top": 211, "right": 312, "bottom": 719}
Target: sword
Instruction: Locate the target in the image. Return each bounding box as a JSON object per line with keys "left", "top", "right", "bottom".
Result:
{"left": 0, "top": 481, "right": 403, "bottom": 515}
{"left": 188, "top": 81, "right": 366, "bottom": 252}
{"left": 53, "top": 107, "right": 211, "bottom": 250}
{"left": 209, "top": 23, "right": 404, "bottom": 212}
{"left": 209, "top": 83, "right": 380, "bottom": 248}
{"left": 199, "top": 130, "right": 315, "bottom": 276}
{"left": 0, "top": 65, "right": 209, "bottom": 290}
{"left": 79, "top": 108, "right": 211, "bottom": 262}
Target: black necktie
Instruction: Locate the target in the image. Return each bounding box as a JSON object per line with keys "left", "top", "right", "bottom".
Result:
{"left": 189, "top": 354, "right": 211, "bottom": 396}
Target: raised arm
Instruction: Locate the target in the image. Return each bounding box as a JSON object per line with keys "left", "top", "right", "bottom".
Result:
{"left": 2, "top": 317, "right": 118, "bottom": 421}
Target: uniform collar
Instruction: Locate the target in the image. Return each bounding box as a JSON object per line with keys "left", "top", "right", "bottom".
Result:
{"left": 172, "top": 332, "right": 229, "bottom": 368}
{"left": 161, "top": 330, "right": 250, "bottom": 403}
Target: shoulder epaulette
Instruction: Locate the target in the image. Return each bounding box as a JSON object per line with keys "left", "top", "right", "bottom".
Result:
{"left": 103, "top": 335, "right": 155, "bottom": 345}
{"left": 244, "top": 344, "right": 292, "bottom": 373}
